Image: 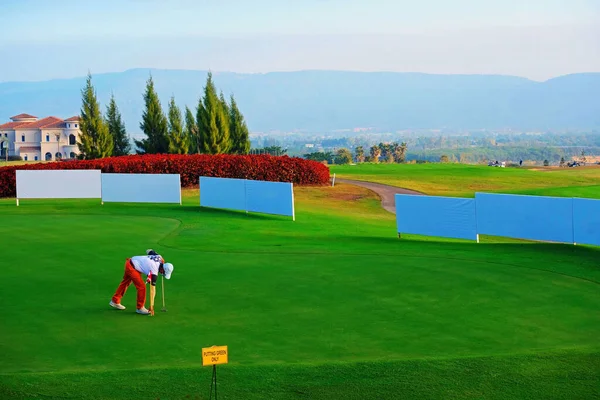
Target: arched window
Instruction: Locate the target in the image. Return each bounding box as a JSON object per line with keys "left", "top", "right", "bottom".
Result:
{"left": 45, "top": 152, "right": 52, "bottom": 161}
{"left": 21, "top": 135, "right": 25, "bottom": 142}
{"left": 24, "top": 155, "right": 28, "bottom": 161}
{"left": 69, "top": 134, "right": 76, "bottom": 145}
{"left": 55, "top": 152, "right": 62, "bottom": 160}
{"left": 70, "top": 152, "right": 76, "bottom": 159}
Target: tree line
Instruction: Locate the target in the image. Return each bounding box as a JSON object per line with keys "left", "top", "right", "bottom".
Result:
{"left": 78, "top": 72, "right": 250, "bottom": 159}
{"left": 296, "top": 130, "right": 600, "bottom": 164}
{"left": 305, "top": 142, "right": 408, "bottom": 164}
{"left": 419, "top": 146, "right": 599, "bottom": 165}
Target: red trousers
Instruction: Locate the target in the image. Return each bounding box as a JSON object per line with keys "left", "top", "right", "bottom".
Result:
{"left": 112, "top": 258, "right": 146, "bottom": 309}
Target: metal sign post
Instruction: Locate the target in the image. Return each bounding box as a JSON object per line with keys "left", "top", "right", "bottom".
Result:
{"left": 202, "top": 345, "right": 228, "bottom": 400}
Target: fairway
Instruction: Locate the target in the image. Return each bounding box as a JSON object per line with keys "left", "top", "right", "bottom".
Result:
{"left": 331, "top": 163, "right": 600, "bottom": 198}
{"left": 1, "top": 183, "right": 599, "bottom": 399}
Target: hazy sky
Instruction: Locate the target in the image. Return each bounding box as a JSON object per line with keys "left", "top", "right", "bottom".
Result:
{"left": 1, "top": 0, "right": 599, "bottom": 82}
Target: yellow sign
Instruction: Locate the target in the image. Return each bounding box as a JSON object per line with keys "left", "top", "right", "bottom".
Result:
{"left": 202, "top": 345, "right": 228, "bottom": 366}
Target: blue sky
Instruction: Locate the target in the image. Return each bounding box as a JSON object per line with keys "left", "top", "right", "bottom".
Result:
{"left": 1, "top": 0, "right": 599, "bottom": 81}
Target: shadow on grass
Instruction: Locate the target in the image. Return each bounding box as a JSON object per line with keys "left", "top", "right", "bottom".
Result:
{"left": 323, "top": 234, "right": 600, "bottom": 259}
{"left": 171, "top": 204, "right": 291, "bottom": 221}
{"left": 100, "top": 307, "right": 160, "bottom": 318}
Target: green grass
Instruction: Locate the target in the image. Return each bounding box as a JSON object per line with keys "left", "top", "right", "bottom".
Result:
{"left": 0, "top": 184, "right": 599, "bottom": 399}
{"left": 503, "top": 184, "right": 600, "bottom": 198}
{"left": 331, "top": 163, "right": 600, "bottom": 198}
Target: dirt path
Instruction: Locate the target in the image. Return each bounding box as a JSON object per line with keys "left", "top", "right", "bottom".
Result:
{"left": 336, "top": 178, "right": 425, "bottom": 214}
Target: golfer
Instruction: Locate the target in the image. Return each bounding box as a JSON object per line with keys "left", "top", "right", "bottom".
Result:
{"left": 109, "top": 250, "right": 174, "bottom": 315}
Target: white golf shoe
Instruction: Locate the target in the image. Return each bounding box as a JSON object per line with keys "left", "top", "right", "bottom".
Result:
{"left": 109, "top": 301, "right": 126, "bottom": 310}
{"left": 136, "top": 307, "right": 151, "bottom": 315}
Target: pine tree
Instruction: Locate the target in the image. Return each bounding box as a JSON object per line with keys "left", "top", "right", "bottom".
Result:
{"left": 196, "top": 72, "right": 230, "bottom": 154}
{"left": 106, "top": 94, "right": 130, "bottom": 156}
{"left": 184, "top": 106, "right": 198, "bottom": 154}
{"left": 167, "top": 97, "right": 189, "bottom": 154}
{"left": 135, "top": 75, "right": 168, "bottom": 154}
{"left": 78, "top": 73, "right": 113, "bottom": 159}
{"left": 228, "top": 95, "right": 250, "bottom": 154}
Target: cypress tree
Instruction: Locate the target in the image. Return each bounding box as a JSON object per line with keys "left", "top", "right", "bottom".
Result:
{"left": 195, "top": 97, "right": 207, "bottom": 154}
{"left": 219, "top": 91, "right": 230, "bottom": 129}
{"left": 196, "top": 72, "right": 230, "bottom": 154}
{"left": 106, "top": 94, "right": 130, "bottom": 156}
{"left": 167, "top": 96, "right": 189, "bottom": 154}
{"left": 78, "top": 73, "right": 113, "bottom": 159}
{"left": 229, "top": 95, "right": 250, "bottom": 154}
{"left": 135, "top": 75, "right": 168, "bottom": 154}
{"left": 217, "top": 91, "right": 231, "bottom": 153}
{"left": 184, "top": 106, "right": 198, "bottom": 154}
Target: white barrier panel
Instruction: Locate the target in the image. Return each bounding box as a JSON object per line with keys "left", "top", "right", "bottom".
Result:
{"left": 199, "top": 177, "right": 246, "bottom": 210}
{"left": 395, "top": 194, "right": 478, "bottom": 241}
{"left": 101, "top": 173, "right": 181, "bottom": 204}
{"left": 16, "top": 170, "right": 101, "bottom": 205}
{"left": 245, "top": 180, "right": 295, "bottom": 219}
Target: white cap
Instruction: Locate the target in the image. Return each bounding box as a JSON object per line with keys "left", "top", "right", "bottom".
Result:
{"left": 163, "top": 263, "right": 174, "bottom": 279}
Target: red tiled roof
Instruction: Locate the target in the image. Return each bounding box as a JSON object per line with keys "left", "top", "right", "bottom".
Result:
{"left": 19, "top": 146, "right": 41, "bottom": 152}
{"left": 10, "top": 113, "right": 37, "bottom": 120}
{"left": 1, "top": 116, "right": 78, "bottom": 130}
{"left": 0, "top": 121, "right": 29, "bottom": 129}
{"left": 15, "top": 116, "right": 63, "bottom": 129}
{"left": 43, "top": 121, "right": 66, "bottom": 129}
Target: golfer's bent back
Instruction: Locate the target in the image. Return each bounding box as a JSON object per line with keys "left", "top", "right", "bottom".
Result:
{"left": 110, "top": 250, "right": 174, "bottom": 316}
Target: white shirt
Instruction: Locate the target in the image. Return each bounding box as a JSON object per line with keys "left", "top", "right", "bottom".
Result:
{"left": 131, "top": 254, "right": 164, "bottom": 281}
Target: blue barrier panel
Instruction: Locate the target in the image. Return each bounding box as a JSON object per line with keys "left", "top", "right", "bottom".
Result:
{"left": 245, "top": 180, "right": 294, "bottom": 218}
{"left": 199, "top": 177, "right": 246, "bottom": 211}
{"left": 475, "top": 193, "right": 573, "bottom": 243}
{"left": 101, "top": 173, "right": 181, "bottom": 204}
{"left": 573, "top": 198, "right": 600, "bottom": 246}
{"left": 395, "top": 194, "right": 477, "bottom": 240}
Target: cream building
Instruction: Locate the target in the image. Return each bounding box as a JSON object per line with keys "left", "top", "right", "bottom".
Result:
{"left": 0, "top": 114, "right": 82, "bottom": 161}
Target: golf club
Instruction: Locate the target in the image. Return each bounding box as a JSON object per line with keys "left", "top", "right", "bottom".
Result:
{"left": 161, "top": 275, "right": 167, "bottom": 312}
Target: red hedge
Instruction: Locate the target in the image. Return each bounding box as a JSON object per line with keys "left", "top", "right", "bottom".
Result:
{"left": 0, "top": 154, "right": 331, "bottom": 198}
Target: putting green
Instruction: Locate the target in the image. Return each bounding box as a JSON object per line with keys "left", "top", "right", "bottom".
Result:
{"left": 0, "top": 184, "right": 598, "bottom": 399}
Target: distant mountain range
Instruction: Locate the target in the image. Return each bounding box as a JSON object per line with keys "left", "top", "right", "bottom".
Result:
{"left": 1, "top": 69, "right": 599, "bottom": 135}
